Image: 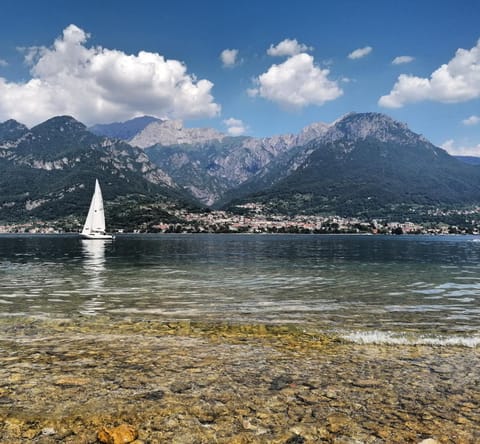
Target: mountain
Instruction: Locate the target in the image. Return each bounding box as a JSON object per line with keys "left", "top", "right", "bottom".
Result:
{"left": 89, "top": 115, "right": 161, "bottom": 140}
{"left": 142, "top": 113, "right": 437, "bottom": 208}
{"left": 0, "top": 116, "right": 199, "bottom": 228}
{"left": 223, "top": 113, "right": 480, "bottom": 218}
{"left": 142, "top": 120, "right": 328, "bottom": 205}
{"left": 217, "top": 112, "right": 428, "bottom": 206}
{"left": 0, "top": 119, "right": 29, "bottom": 144}
{"left": 129, "top": 119, "right": 227, "bottom": 148}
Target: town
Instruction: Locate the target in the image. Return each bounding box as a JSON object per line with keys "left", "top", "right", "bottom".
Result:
{"left": 2, "top": 203, "right": 480, "bottom": 236}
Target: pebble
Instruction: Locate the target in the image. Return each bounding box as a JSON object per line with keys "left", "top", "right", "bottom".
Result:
{"left": 41, "top": 427, "right": 56, "bottom": 436}
{"left": 327, "top": 413, "right": 352, "bottom": 433}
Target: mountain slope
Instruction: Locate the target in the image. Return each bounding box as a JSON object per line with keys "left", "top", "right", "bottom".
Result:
{"left": 0, "top": 116, "right": 200, "bottom": 225}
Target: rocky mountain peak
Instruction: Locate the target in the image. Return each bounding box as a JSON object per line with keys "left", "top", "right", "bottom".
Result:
{"left": 129, "top": 119, "right": 227, "bottom": 148}
{"left": 317, "top": 112, "right": 428, "bottom": 146}
{"left": 336, "top": 112, "right": 406, "bottom": 132}
{"left": 297, "top": 121, "right": 330, "bottom": 145}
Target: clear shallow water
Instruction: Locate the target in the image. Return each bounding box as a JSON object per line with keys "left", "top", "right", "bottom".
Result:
{"left": 1, "top": 233, "right": 480, "bottom": 345}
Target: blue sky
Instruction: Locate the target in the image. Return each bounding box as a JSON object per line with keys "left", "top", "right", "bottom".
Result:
{"left": 0, "top": 0, "right": 479, "bottom": 155}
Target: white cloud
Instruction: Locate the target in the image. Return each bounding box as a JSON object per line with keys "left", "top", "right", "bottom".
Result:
{"left": 267, "top": 39, "right": 313, "bottom": 57}
{"left": 463, "top": 115, "right": 480, "bottom": 126}
{"left": 379, "top": 39, "right": 480, "bottom": 108}
{"left": 248, "top": 53, "right": 343, "bottom": 109}
{"left": 441, "top": 139, "right": 480, "bottom": 156}
{"left": 0, "top": 59, "right": 8, "bottom": 67}
{"left": 220, "top": 48, "right": 239, "bottom": 67}
{"left": 348, "top": 46, "right": 372, "bottom": 60}
{"left": 223, "top": 117, "right": 247, "bottom": 136}
{"left": 0, "top": 24, "right": 220, "bottom": 127}
{"left": 392, "top": 55, "right": 414, "bottom": 65}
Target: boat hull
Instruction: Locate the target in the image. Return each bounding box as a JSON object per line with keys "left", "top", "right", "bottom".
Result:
{"left": 81, "top": 233, "right": 114, "bottom": 240}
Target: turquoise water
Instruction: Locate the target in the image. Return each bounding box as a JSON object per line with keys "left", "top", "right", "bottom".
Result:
{"left": 1, "top": 233, "right": 480, "bottom": 345}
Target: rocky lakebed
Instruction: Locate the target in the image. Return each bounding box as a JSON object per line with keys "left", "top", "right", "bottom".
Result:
{"left": 0, "top": 318, "right": 479, "bottom": 443}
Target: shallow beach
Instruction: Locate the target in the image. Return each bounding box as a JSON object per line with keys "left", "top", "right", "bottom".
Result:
{"left": 1, "top": 317, "right": 479, "bottom": 443}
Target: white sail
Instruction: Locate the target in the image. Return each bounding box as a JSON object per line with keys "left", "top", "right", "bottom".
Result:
{"left": 81, "top": 180, "right": 111, "bottom": 239}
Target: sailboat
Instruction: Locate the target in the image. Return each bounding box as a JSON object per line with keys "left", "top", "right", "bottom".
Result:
{"left": 81, "top": 179, "right": 113, "bottom": 240}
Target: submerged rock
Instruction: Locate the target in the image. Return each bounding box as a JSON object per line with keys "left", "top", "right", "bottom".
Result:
{"left": 97, "top": 424, "right": 138, "bottom": 444}
{"left": 270, "top": 375, "right": 294, "bottom": 391}
{"left": 327, "top": 413, "right": 352, "bottom": 433}
{"left": 285, "top": 434, "right": 306, "bottom": 443}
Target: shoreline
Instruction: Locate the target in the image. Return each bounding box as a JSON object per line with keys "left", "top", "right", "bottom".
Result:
{"left": 1, "top": 318, "right": 479, "bottom": 443}
{"left": 0, "top": 231, "right": 478, "bottom": 237}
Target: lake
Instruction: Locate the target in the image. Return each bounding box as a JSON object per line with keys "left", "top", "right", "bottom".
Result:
{"left": 1, "top": 233, "right": 480, "bottom": 346}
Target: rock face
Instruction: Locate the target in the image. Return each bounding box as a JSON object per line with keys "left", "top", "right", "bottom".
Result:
{"left": 130, "top": 119, "right": 226, "bottom": 148}
{"left": 322, "top": 112, "right": 420, "bottom": 144}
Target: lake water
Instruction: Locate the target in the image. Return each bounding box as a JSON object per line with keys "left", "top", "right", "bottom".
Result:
{"left": 1, "top": 233, "right": 480, "bottom": 346}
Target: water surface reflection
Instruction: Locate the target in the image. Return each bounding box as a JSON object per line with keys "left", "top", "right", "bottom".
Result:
{"left": 1, "top": 234, "right": 480, "bottom": 339}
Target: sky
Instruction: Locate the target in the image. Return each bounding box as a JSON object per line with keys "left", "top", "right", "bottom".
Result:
{"left": 0, "top": 0, "right": 480, "bottom": 155}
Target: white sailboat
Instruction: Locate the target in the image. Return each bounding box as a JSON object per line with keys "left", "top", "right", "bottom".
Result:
{"left": 81, "top": 179, "right": 113, "bottom": 240}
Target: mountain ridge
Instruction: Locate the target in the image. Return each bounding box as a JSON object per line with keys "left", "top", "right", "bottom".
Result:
{"left": 223, "top": 122, "right": 480, "bottom": 217}
{"left": 142, "top": 112, "right": 448, "bottom": 208}
{"left": 0, "top": 115, "right": 199, "bottom": 227}
{"left": 129, "top": 119, "right": 227, "bottom": 148}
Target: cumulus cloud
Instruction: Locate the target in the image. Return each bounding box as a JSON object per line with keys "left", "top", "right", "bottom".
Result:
{"left": 441, "top": 139, "right": 480, "bottom": 156}
{"left": 0, "top": 24, "right": 220, "bottom": 127}
{"left": 392, "top": 55, "right": 414, "bottom": 65}
{"left": 267, "top": 39, "right": 313, "bottom": 57}
{"left": 463, "top": 115, "right": 480, "bottom": 126}
{"left": 223, "top": 117, "right": 247, "bottom": 136}
{"left": 248, "top": 53, "right": 343, "bottom": 109}
{"left": 348, "top": 46, "right": 372, "bottom": 60}
{"left": 220, "top": 48, "right": 239, "bottom": 67}
{"left": 379, "top": 39, "right": 480, "bottom": 108}
{"left": 0, "top": 59, "right": 8, "bottom": 67}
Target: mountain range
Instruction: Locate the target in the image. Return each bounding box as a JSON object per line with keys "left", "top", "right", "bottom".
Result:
{"left": 1, "top": 112, "right": 480, "bottom": 228}
{"left": 221, "top": 113, "right": 480, "bottom": 218}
